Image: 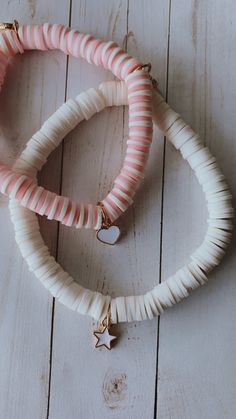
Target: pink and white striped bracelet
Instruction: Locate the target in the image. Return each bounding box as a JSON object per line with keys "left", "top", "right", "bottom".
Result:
{"left": 0, "top": 22, "right": 153, "bottom": 233}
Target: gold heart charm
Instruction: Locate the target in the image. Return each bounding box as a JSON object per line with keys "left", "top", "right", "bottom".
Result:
{"left": 96, "top": 225, "right": 121, "bottom": 245}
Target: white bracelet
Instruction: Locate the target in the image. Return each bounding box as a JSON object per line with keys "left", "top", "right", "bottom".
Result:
{"left": 8, "top": 80, "right": 233, "bottom": 349}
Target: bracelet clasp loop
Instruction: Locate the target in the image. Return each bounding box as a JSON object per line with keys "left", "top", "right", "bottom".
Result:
{"left": 132, "top": 62, "right": 159, "bottom": 89}
{"left": 0, "top": 20, "right": 19, "bottom": 32}
{"left": 97, "top": 201, "right": 112, "bottom": 229}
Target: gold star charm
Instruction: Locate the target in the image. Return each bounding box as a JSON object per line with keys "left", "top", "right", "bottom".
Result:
{"left": 94, "top": 326, "right": 116, "bottom": 350}
{"left": 93, "top": 307, "right": 116, "bottom": 350}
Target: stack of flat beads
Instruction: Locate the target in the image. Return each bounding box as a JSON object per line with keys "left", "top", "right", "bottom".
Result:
{"left": 0, "top": 23, "right": 153, "bottom": 229}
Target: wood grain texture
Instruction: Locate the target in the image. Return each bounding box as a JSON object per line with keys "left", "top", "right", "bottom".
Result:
{"left": 0, "top": 1, "right": 70, "bottom": 418}
{"left": 0, "top": 1, "right": 236, "bottom": 418}
{"left": 157, "top": 1, "right": 236, "bottom": 418}
{"left": 47, "top": 1, "right": 169, "bottom": 418}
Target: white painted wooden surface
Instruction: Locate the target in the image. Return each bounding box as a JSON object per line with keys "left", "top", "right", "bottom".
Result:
{"left": 0, "top": 1, "right": 236, "bottom": 418}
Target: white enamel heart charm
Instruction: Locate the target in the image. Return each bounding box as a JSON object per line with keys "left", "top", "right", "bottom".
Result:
{"left": 96, "top": 225, "right": 121, "bottom": 245}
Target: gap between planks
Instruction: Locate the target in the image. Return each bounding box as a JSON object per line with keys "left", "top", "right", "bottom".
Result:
{"left": 154, "top": 0, "right": 172, "bottom": 418}
{"left": 46, "top": 1, "right": 73, "bottom": 417}
{"left": 45, "top": 1, "right": 171, "bottom": 417}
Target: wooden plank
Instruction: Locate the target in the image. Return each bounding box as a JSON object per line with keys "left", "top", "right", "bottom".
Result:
{"left": 0, "top": 2, "right": 70, "bottom": 418}
{"left": 48, "top": 1, "right": 169, "bottom": 418}
{"left": 156, "top": 1, "right": 236, "bottom": 418}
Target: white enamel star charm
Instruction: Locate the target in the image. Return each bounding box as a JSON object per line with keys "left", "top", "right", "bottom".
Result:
{"left": 93, "top": 326, "right": 117, "bottom": 350}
